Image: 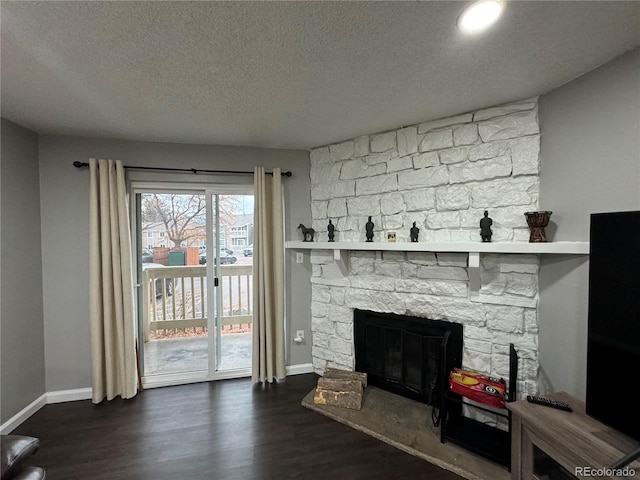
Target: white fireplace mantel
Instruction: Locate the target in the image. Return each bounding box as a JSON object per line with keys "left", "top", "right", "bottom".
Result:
{"left": 285, "top": 241, "right": 589, "bottom": 291}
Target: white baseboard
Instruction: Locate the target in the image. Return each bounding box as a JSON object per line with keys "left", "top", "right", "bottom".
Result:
{"left": 47, "top": 387, "right": 92, "bottom": 404}
{"left": 286, "top": 363, "right": 314, "bottom": 376}
{"left": 0, "top": 393, "right": 47, "bottom": 434}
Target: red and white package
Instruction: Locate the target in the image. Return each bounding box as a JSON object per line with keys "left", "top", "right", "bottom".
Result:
{"left": 449, "top": 368, "right": 507, "bottom": 408}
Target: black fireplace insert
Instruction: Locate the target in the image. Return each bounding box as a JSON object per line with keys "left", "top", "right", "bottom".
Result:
{"left": 353, "top": 309, "right": 463, "bottom": 406}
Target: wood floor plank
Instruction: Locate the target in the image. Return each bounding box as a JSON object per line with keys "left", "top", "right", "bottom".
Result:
{"left": 13, "top": 374, "right": 464, "bottom": 480}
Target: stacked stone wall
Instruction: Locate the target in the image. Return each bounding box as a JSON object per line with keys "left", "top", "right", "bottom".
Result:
{"left": 308, "top": 98, "right": 543, "bottom": 397}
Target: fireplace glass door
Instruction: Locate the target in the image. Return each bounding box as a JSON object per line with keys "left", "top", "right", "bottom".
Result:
{"left": 354, "top": 309, "right": 463, "bottom": 406}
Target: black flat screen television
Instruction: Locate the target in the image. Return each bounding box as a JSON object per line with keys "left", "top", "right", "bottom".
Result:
{"left": 586, "top": 211, "right": 640, "bottom": 442}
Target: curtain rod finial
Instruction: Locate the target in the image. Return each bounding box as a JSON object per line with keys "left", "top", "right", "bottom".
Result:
{"left": 73, "top": 161, "right": 89, "bottom": 168}
{"left": 282, "top": 171, "right": 292, "bottom": 177}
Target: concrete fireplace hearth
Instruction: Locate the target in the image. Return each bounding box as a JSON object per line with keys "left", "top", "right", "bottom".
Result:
{"left": 301, "top": 384, "right": 510, "bottom": 480}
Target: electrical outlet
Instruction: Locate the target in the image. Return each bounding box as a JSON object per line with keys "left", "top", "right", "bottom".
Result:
{"left": 296, "top": 252, "right": 303, "bottom": 264}
{"left": 293, "top": 329, "right": 305, "bottom": 345}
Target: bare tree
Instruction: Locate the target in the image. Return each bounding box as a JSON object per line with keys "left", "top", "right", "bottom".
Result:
{"left": 142, "top": 194, "right": 205, "bottom": 247}
{"left": 142, "top": 194, "right": 242, "bottom": 248}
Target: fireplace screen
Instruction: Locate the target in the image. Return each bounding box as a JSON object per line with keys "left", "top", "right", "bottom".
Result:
{"left": 354, "top": 309, "right": 463, "bottom": 406}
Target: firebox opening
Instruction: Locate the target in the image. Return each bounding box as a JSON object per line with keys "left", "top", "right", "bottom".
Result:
{"left": 354, "top": 309, "right": 463, "bottom": 407}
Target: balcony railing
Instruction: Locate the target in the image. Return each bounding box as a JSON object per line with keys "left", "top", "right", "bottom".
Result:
{"left": 141, "top": 264, "right": 253, "bottom": 340}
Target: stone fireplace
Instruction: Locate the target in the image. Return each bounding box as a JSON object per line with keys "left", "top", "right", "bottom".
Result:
{"left": 308, "top": 98, "right": 542, "bottom": 397}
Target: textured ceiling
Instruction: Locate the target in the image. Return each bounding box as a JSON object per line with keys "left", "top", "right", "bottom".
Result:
{"left": 1, "top": 1, "right": 639, "bottom": 150}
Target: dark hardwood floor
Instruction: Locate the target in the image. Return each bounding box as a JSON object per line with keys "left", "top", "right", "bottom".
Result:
{"left": 13, "top": 373, "right": 464, "bottom": 480}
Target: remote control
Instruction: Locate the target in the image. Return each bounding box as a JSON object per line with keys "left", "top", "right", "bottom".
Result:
{"left": 526, "top": 395, "right": 572, "bottom": 412}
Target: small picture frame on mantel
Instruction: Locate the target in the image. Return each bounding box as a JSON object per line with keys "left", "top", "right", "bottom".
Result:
{"left": 387, "top": 232, "right": 397, "bottom": 243}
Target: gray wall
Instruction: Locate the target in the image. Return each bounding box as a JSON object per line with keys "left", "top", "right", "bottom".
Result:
{"left": 1, "top": 119, "right": 46, "bottom": 423}
{"left": 538, "top": 48, "right": 640, "bottom": 398}
{"left": 38, "top": 136, "right": 311, "bottom": 392}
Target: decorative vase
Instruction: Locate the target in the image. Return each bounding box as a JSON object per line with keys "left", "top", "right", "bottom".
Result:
{"left": 524, "top": 211, "right": 552, "bottom": 243}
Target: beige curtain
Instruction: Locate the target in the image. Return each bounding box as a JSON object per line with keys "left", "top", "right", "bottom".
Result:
{"left": 89, "top": 158, "right": 137, "bottom": 403}
{"left": 252, "top": 166, "right": 286, "bottom": 383}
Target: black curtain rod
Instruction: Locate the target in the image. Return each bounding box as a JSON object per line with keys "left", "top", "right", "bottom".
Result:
{"left": 72, "top": 161, "right": 292, "bottom": 177}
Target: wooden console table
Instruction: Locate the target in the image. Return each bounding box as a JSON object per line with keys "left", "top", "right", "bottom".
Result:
{"left": 507, "top": 392, "right": 640, "bottom": 480}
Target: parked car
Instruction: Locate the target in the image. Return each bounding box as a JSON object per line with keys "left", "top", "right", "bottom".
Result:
{"left": 199, "top": 250, "right": 237, "bottom": 265}
{"left": 198, "top": 247, "right": 233, "bottom": 260}
{"left": 244, "top": 244, "right": 253, "bottom": 257}
{"left": 219, "top": 252, "right": 237, "bottom": 264}
{"left": 142, "top": 263, "right": 173, "bottom": 298}
{"left": 141, "top": 248, "right": 154, "bottom": 263}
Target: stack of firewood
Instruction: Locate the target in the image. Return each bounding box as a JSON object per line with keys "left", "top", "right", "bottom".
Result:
{"left": 313, "top": 367, "right": 368, "bottom": 410}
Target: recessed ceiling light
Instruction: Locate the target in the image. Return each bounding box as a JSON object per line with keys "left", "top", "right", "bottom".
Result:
{"left": 457, "top": 0, "right": 504, "bottom": 34}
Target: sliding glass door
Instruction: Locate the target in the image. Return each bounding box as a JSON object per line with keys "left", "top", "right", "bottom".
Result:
{"left": 133, "top": 183, "right": 253, "bottom": 387}
{"left": 208, "top": 192, "right": 254, "bottom": 373}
